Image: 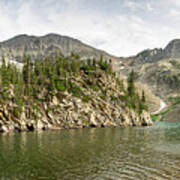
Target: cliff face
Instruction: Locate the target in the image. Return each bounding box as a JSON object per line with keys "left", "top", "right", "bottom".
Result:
{"left": 120, "top": 39, "right": 180, "bottom": 121}
{"left": 129, "top": 39, "right": 180, "bottom": 66}
{"left": 125, "top": 40, "right": 180, "bottom": 99}
{"left": 0, "top": 34, "right": 119, "bottom": 62}
{"left": 0, "top": 68, "right": 152, "bottom": 133}
{"left": 130, "top": 59, "right": 180, "bottom": 99}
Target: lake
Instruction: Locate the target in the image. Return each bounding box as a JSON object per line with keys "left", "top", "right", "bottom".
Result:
{"left": 0, "top": 122, "right": 179, "bottom": 180}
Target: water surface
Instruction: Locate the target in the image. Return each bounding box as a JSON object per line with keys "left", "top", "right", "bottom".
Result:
{"left": 0, "top": 122, "right": 179, "bottom": 180}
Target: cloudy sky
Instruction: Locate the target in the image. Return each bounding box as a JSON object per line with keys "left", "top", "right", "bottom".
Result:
{"left": 0, "top": 0, "right": 180, "bottom": 56}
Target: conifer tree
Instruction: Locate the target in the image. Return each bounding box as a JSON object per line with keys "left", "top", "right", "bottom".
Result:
{"left": 141, "top": 90, "right": 146, "bottom": 103}
{"left": 127, "top": 70, "right": 135, "bottom": 97}
{"left": 1, "top": 57, "right": 10, "bottom": 86}
{"left": 92, "top": 58, "right": 96, "bottom": 67}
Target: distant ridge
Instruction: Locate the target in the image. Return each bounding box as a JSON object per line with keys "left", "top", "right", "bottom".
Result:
{"left": 129, "top": 39, "right": 180, "bottom": 65}
{"left": 0, "top": 33, "right": 120, "bottom": 62}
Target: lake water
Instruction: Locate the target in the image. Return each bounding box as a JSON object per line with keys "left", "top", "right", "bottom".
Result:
{"left": 0, "top": 122, "right": 179, "bottom": 180}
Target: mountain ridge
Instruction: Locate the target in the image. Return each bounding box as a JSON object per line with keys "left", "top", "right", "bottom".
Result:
{"left": 0, "top": 33, "right": 120, "bottom": 63}
{"left": 129, "top": 39, "right": 180, "bottom": 66}
{"left": 0, "top": 33, "right": 179, "bottom": 121}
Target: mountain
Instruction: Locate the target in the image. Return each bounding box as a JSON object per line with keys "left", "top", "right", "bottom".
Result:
{"left": 130, "top": 48, "right": 163, "bottom": 65}
{"left": 130, "top": 39, "right": 180, "bottom": 66}
{"left": 122, "top": 39, "right": 180, "bottom": 121}
{"left": 0, "top": 33, "right": 179, "bottom": 120}
{"left": 162, "top": 39, "right": 180, "bottom": 59}
{"left": 124, "top": 39, "right": 180, "bottom": 98}
{"left": 0, "top": 33, "right": 119, "bottom": 62}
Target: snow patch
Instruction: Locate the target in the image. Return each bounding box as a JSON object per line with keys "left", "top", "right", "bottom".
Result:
{"left": 152, "top": 100, "right": 167, "bottom": 115}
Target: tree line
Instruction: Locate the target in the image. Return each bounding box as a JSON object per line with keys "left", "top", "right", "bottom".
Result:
{"left": 0, "top": 53, "right": 148, "bottom": 116}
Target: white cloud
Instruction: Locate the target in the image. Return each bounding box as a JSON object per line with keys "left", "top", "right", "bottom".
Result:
{"left": 124, "top": 1, "right": 142, "bottom": 10}
{"left": 124, "top": 0, "right": 154, "bottom": 12}
{"left": 0, "top": 0, "right": 179, "bottom": 56}
{"left": 169, "top": 0, "right": 180, "bottom": 6}
{"left": 170, "top": 8, "right": 180, "bottom": 16}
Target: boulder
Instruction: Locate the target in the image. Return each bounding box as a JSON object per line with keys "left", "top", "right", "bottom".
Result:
{"left": 120, "top": 112, "right": 132, "bottom": 126}
{"left": 112, "top": 109, "right": 120, "bottom": 120}
{"left": 129, "top": 110, "right": 141, "bottom": 126}
{"left": 140, "top": 110, "right": 153, "bottom": 126}
{"left": 47, "top": 112, "right": 54, "bottom": 122}
{"left": 37, "top": 120, "right": 45, "bottom": 130}
{"left": 89, "top": 113, "right": 98, "bottom": 127}
{"left": 20, "top": 120, "right": 27, "bottom": 131}
{"left": 52, "top": 96, "right": 59, "bottom": 106}
{"left": 103, "top": 119, "right": 114, "bottom": 127}
{"left": 0, "top": 125, "right": 9, "bottom": 132}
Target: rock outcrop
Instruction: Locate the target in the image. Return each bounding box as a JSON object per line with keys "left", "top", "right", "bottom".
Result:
{"left": 0, "top": 70, "right": 152, "bottom": 133}
{"left": 0, "top": 33, "right": 119, "bottom": 63}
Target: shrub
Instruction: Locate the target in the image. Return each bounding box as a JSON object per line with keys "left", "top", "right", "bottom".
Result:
{"left": 82, "top": 94, "right": 91, "bottom": 102}
{"left": 55, "top": 79, "right": 66, "bottom": 91}
{"left": 68, "top": 84, "right": 83, "bottom": 97}
{"left": 13, "top": 107, "right": 20, "bottom": 118}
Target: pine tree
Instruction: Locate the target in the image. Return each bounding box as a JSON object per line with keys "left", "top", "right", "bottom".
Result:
{"left": 92, "top": 58, "right": 96, "bottom": 67}
{"left": 141, "top": 90, "right": 146, "bottom": 103}
{"left": 34, "top": 60, "right": 40, "bottom": 77}
{"left": 1, "top": 57, "right": 10, "bottom": 86}
{"left": 23, "top": 56, "right": 33, "bottom": 96}
{"left": 127, "top": 70, "right": 135, "bottom": 97}
{"left": 10, "top": 64, "right": 18, "bottom": 84}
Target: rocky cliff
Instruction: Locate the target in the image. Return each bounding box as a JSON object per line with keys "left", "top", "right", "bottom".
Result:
{"left": 129, "top": 39, "right": 180, "bottom": 65}
{"left": 0, "top": 56, "right": 152, "bottom": 133}
{"left": 0, "top": 33, "right": 119, "bottom": 62}
{"left": 2, "top": 33, "right": 179, "bottom": 123}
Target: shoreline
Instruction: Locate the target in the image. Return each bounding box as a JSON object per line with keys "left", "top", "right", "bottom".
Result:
{"left": 0, "top": 120, "right": 153, "bottom": 134}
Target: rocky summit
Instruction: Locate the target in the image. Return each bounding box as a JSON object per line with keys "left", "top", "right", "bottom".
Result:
{"left": 0, "top": 33, "right": 119, "bottom": 62}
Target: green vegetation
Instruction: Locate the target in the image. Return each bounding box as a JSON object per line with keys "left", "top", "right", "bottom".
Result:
{"left": 125, "top": 70, "right": 148, "bottom": 114}
{"left": 151, "top": 114, "right": 161, "bottom": 122}
{"left": 151, "top": 110, "right": 169, "bottom": 122}
{"left": 170, "top": 60, "right": 180, "bottom": 69}
{"left": 169, "top": 96, "right": 180, "bottom": 106}
{"left": 0, "top": 54, "right": 149, "bottom": 118}
{"left": 0, "top": 54, "right": 112, "bottom": 112}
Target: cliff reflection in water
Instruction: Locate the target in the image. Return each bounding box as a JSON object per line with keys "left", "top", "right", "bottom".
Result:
{"left": 0, "top": 122, "right": 179, "bottom": 180}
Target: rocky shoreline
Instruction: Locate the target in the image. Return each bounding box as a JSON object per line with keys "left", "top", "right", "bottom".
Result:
{"left": 0, "top": 69, "right": 153, "bottom": 133}
{"left": 0, "top": 92, "right": 152, "bottom": 133}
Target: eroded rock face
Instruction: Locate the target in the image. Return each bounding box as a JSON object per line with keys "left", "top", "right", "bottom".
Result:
{"left": 0, "top": 96, "right": 152, "bottom": 132}
{"left": 0, "top": 33, "right": 120, "bottom": 64}
{"left": 0, "top": 71, "right": 152, "bottom": 133}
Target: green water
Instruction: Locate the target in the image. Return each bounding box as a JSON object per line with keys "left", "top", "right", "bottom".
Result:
{"left": 0, "top": 122, "right": 179, "bottom": 180}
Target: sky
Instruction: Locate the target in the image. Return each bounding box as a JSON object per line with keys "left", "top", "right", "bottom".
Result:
{"left": 0, "top": 0, "right": 180, "bottom": 56}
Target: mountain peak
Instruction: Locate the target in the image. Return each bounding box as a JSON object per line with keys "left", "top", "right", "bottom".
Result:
{"left": 163, "top": 39, "right": 180, "bottom": 59}
{"left": 0, "top": 33, "right": 119, "bottom": 62}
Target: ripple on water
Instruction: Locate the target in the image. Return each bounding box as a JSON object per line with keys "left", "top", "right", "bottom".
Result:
{"left": 0, "top": 122, "right": 179, "bottom": 180}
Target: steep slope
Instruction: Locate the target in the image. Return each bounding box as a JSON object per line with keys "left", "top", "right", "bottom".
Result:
{"left": 129, "top": 39, "right": 180, "bottom": 66}
{"left": 0, "top": 54, "right": 152, "bottom": 133}
{"left": 0, "top": 33, "right": 179, "bottom": 121}
{"left": 125, "top": 40, "right": 180, "bottom": 99}
{"left": 162, "top": 39, "right": 180, "bottom": 59}
{"left": 134, "top": 59, "right": 180, "bottom": 98}
{"left": 0, "top": 33, "right": 119, "bottom": 62}
{"left": 130, "top": 48, "right": 163, "bottom": 65}
{"left": 122, "top": 40, "right": 180, "bottom": 121}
